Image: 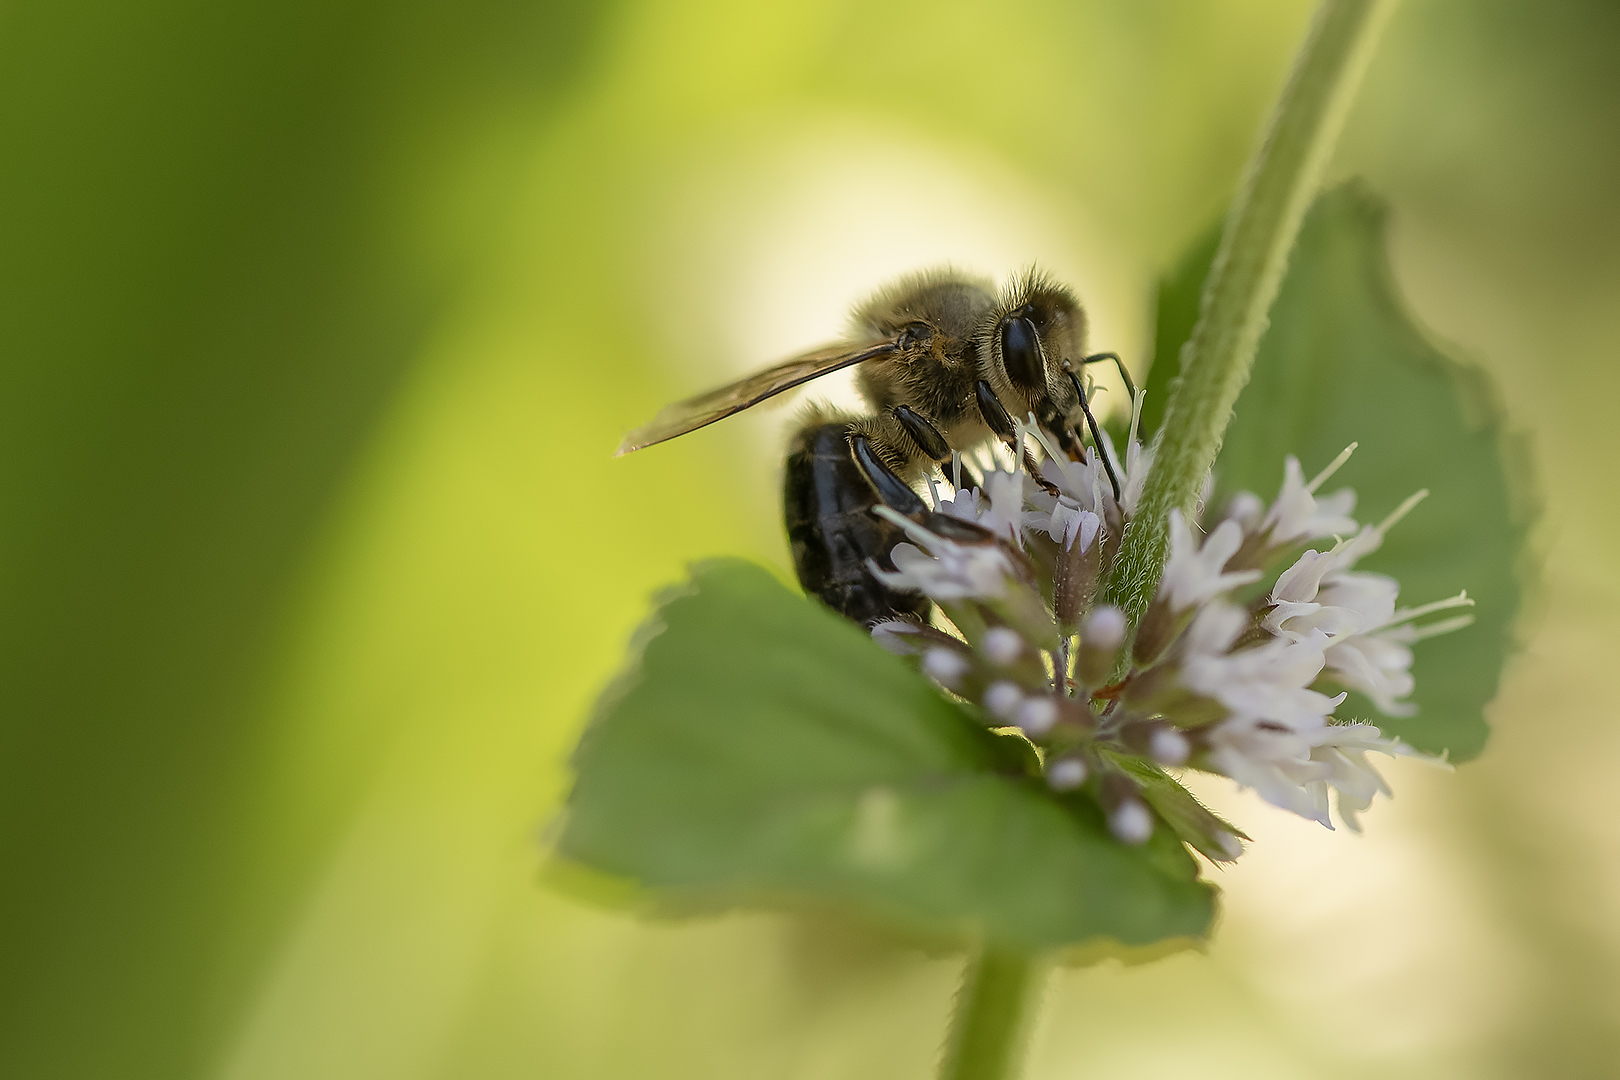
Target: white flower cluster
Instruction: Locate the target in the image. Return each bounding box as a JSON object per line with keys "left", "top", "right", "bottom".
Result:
{"left": 868, "top": 398, "right": 1469, "bottom": 854}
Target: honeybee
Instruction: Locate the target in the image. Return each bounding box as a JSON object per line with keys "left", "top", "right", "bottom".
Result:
{"left": 618, "top": 268, "right": 1130, "bottom": 625}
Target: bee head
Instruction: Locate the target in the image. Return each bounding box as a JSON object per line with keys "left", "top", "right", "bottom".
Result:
{"left": 983, "top": 271, "right": 1087, "bottom": 416}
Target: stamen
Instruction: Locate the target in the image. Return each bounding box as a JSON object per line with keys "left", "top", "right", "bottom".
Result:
{"left": 1378, "top": 489, "right": 1429, "bottom": 534}
{"left": 873, "top": 505, "right": 943, "bottom": 549}
{"left": 1127, "top": 387, "right": 1145, "bottom": 452}
{"left": 1399, "top": 613, "right": 1476, "bottom": 642}
{"left": 1021, "top": 415, "right": 1067, "bottom": 466}
{"left": 1379, "top": 590, "right": 1474, "bottom": 630}
{"left": 951, "top": 450, "right": 963, "bottom": 490}
{"left": 926, "top": 475, "right": 943, "bottom": 510}
{"left": 1306, "top": 442, "right": 1358, "bottom": 493}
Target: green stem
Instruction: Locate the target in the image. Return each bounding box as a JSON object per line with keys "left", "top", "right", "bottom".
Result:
{"left": 939, "top": 947, "right": 1047, "bottom": 1080}
{"left": 1107, "top": 0, "right": 1398, "bottom": 621}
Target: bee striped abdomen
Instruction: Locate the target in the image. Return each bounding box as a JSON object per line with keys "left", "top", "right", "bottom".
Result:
{"left": 782, "top": 422, "right": 930, "bottom": 625}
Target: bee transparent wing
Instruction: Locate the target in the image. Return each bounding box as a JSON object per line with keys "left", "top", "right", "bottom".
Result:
{"left": 615, "top": 339, "right": 898, "bottom": 456}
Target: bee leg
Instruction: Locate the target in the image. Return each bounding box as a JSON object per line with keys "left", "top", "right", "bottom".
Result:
{"left": 977, "top": 377, "right": 1062, "bottom": 485}
{"left": 1065, "top": 369, "right": 1123, "bottom": 503}
{"left": 1035, "top": 398, "right": 1082, "bottom": 458}
{"left": 973, "top": 379, "right": 1017, "bottom": 444}
{"left": 971, "top": 378, "right": 1060, "bottom": 494}
{"left": 848, "top": 433, "right": 927, "bottom": 516}
{"left": 1082, "top": 351, "right": 1137, "bottom": 400}
{"left": 892, "top": 404, "right": 950, "bottom": 463}
{"left": 890, "top": 404, "right": 980, "bottom": 493}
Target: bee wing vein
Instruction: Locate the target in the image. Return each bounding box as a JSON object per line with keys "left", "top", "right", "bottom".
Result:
{"left": 615, "top": 340, "right": 895, "bottom": 455}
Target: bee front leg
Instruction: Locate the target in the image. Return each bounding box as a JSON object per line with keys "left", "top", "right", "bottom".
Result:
{"left": 847, "top": 431, "right": 927, "bottom": 516}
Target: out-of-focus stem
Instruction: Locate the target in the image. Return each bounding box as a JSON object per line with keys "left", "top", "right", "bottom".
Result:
{"left": 938, "top": 947, "right": 1047, "bottom": 1080}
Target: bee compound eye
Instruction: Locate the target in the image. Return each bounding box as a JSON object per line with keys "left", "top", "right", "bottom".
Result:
{"left": 1000, "top": 316, "right": 1045, "bottom": 393}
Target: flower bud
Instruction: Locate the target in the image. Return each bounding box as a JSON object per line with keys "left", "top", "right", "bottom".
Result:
{"left": 1053, "top": 513, "right": 1103, "bottom": 633}
{"left": 1077, "top": 605, "right": 1126, "bottom": 689}
{"left": 982, "top": 680, "right": 1023, "bottom": 721}
{"left": 1212, "top": 830, "right": 1244, "bottom": 862}
{"left": 983, "top": 577, "right": 1058, "bottom": 652}
{"left": 981, "top": 627, "right": 1023, "bottom": 665}
{"left": 1108, "top": 799, "right": 1153, "bottom": 845}
{"left": 1099, "top": 772, "right": 1154, "bottom": 845}
{"left": 1149, "top": 727, "right": 1191, "bottom": 767}
{"left": 921, "top": 648, "right": 970, "bottom": 690}
{"left": 1131, "top": 596, "right": 1179, "bottom": 668}
{"left": 1046, "top": 756, "right": 1088, "bottom": 791}
{"left": 1016, "top": 695, "right": 1058, "bottom": 737}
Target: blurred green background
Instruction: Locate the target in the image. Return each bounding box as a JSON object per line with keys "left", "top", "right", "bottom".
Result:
{"left": 1, "top": 0, "right": 1614, "bottom": 1077}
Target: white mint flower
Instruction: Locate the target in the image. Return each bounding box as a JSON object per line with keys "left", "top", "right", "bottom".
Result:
{"left": 1320, "top": 597, "right": 1472, "bottom": 716}
{"left": 1181, "top": 611, "right": 1346, "bottom": 727}
{"left": 1264, "top": 490, "right": 1471, "bottom": 717}
{"left": 976, "top": 469, "right": 1028, "bottom": 548}
{"left": 865, "top": 406, "right": 1469, "bottom": 851}
{"left": 1157, "top": 511, "right": 1261, "bottom": 613}
{"left": 1101, "top": 388, "right": 1154, "bottom": 517}
{"left": 1207, "top": 718, "right": 1448, "bottom": 831}
{"left": 1323, "top": 632, "right": 1416, "bottom": 717}
{"left": 1033, "top": 436, "right": 1106, "bottom": 515}
{"left": 934, "top": 461, "right": 1028, "bottom": 549}
{"left": 1256, "top": 450, "right": 1359, "bottom": 548}
{"left": 1267, "top": 542, "right": 1396, "bottom": 641}
{"left": 868, "top": 508, "right": 1014, "bottom": 602}
{"left": 1028, "top": 499, "right": 1101, "bottom": 553}
{"left": 1021, "top": 390, "right": 1152, "bottom": 519}
{"left": 935, "top": 483, "right": 982, "bottom": 524}
{"left": 1020, "top": 417, "right": 1109, "bottom": 553}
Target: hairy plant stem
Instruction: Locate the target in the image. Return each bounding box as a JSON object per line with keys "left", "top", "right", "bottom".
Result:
{"left": 1107, "top": 0, "right": 1398, "bottom": 623}
{"left": 939, "top": 947, "right": 1047, "bottom": 1080}
{"left": 930, "top": 7, "right": 1400, "bottom": 1072}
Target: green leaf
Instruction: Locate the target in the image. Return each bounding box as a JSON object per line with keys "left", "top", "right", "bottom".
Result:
{"left": 1143, "top": 183, "right": 1530, "bottom": 761}
{"left": 557, "top": 559, "right": 1214, "bottom": 951}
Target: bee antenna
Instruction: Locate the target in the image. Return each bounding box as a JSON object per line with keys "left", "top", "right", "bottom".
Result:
{"left": 1065, "top": 367, "right": 1122, "bottom": 504}
{"left": 1082, "top": 352, "right": 1137, "bottom": 400}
